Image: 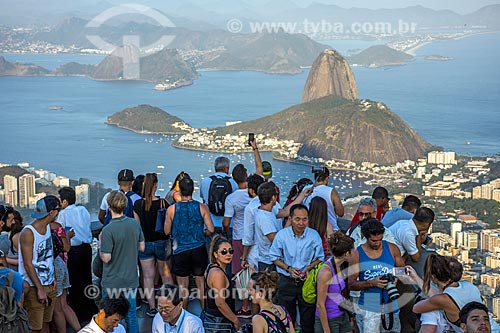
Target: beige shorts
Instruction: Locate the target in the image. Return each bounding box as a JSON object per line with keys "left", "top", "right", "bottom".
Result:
{"left": 24, "top": 285, "right": 57, "bottom": 330}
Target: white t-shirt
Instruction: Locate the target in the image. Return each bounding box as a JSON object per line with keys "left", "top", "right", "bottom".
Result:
{"left": 242, "top": 197, "right": 280, "bottom": 247}
{"left": 152, "top": 309, "right": 204, "bottom": 333}
{"left": 349, "top": 225, "right": 397, "bottom": 249}
{"left": 254, "top": 208, "right": 281, "bottom": 265}
{"left": 303, "top": 184, "right": 339, "bottom": 230}
{"left": 388, "top": 218, "right": 419, "bottom": 256}
{"left": 58, "top": 204, "right": 92, "bottom": 246}
{"left": 224, "top": 189, "right": 251, "bottom": 240}
{"left": 79, "top": 316, "right": 126, "bottom": 333}
{"left": 420, "top": 310, "right": 452, "bottom": 333}
{"left": 99, "top": 191, "right": 141, "bottom": 211}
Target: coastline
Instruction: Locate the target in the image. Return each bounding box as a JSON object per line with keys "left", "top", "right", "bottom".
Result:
{"left": 106, "top": 122, "right": 186, "bottom": 136}
{"left": 172, "top": 142, "right": 380, "bottom": 177}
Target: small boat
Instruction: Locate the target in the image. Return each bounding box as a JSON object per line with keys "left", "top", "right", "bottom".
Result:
{"left": 49, "top": 105, "right": 63, "bottom": 110}
{"left": 157, "top": 165, "right": 165, "bottom": 169}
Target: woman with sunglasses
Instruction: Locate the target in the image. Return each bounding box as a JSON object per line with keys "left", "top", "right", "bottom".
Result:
{"left": 203, "top": 234, "right": 240, "bottom": 332}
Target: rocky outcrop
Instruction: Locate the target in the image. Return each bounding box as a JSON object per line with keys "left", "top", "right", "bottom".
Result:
{"left": 0, "top": 56, "right": 50, "bottom": 76}
{"left": 218, "top": 95, "right": 431, "bottom": 164}
{"left": 91, "top": 47, "right": 198, "bottom": 83}
{"left": 302, "top": 49, "right": 358, "bottom": 103}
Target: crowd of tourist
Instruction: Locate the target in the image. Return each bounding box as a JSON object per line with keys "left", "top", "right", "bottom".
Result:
{"left": 0, "top": 139, "right": 498, "bottom": 333}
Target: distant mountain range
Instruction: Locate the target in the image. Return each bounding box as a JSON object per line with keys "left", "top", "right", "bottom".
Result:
{"left": 2, "top": 29, "right": 329, "bottom": 79}
{"left": 2, "top": 2, "right": 500, "bottom": 32}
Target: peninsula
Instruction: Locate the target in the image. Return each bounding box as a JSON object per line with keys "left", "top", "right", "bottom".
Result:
{"left": 106, "top": 105, "right": 192, "bottom": 135}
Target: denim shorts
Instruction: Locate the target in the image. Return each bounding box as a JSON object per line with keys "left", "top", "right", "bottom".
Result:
{"left": 138, "top": 240, "right": 167, "bottom": 261}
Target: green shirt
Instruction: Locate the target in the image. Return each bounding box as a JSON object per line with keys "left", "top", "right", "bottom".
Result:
{"left": 100, "top": 216, "right": 144, "bottom": 290}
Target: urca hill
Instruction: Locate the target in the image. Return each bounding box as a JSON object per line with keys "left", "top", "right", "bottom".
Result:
{"left": 218, "top": 49, "right": 431, "bottom": 164}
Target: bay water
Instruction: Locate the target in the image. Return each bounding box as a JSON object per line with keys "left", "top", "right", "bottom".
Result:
{"left": 1, "top": 33, "right": 499, "bottom": 196}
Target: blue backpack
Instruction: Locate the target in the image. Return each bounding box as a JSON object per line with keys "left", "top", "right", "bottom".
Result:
{"left": 104, "top": 191, "right": 136, "bottom": 225}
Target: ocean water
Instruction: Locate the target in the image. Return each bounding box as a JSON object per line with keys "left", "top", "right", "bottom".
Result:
{"left": 1, "top": 33, "right": 499, "bottom": 192}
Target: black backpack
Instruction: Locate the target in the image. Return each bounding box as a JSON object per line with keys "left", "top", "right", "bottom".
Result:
{"left": 0, "top": 270, "right": 31, "bottom": 333}
{"left": 207, "top": 175, "right": 232, "bottom": 216}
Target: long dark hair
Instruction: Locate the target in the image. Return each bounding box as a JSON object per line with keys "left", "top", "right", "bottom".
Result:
{"left": 308, "top": 196, "right": 328, "bottom": 238}
{"left": 141, "top": 173, "right": 158, "bottom": 211}
{"left": 286, "top": 178, "right": 313, "bottom": 202}
{"left": 423, "top": 254, "right": 463, "bottom": 294}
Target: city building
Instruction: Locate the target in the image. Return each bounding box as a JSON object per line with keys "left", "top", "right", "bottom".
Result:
{"left": 3, "top": 175, "right": 18, "bottom": 206}
{"left": 75, "top": 184, "right": 90, "bottom": 205}
{"left": 53, "top": 176, "right": 70, "bottom": 187}
{"left": 450, "top": 222, "right": 462, "bottom": 246}
{"left": 18, "top": 173, "right": 35, "bottom": 208}
{"left": 427, "top": 151, "right": 457, "bottom": 165}
{"left": 482, "top": 184, "right": 494, "bottom": 200}
{"left": 462, "top": 231, "right": 478, "bottom": 250}
{"left": 481, "top": 273, "right": 500, "bottom": 292}
{"left": 493, "top": 298, "right": 500, "bottom": 319}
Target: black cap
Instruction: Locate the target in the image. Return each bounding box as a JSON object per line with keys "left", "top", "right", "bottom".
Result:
{"left": 118, "top": 169, "right": 134, "bottom": 181}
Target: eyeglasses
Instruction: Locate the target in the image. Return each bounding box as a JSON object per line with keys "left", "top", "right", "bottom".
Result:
{"left": 359, "top": 212, "right": 374, "bottom": 218}
{"left": 157, "top": 305, "right": 175, "bottom": 313}
{"left": 219, "top": 248, "right": 234, "bottom": 255}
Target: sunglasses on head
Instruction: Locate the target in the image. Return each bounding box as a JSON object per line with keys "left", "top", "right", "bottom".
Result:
{"left": 219, "top": 248, "right": 234, "bottom": 255}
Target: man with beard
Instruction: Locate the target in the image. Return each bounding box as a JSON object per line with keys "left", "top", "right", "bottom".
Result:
{"left": 348, "top": 218, "right": 405, "bottom": 333}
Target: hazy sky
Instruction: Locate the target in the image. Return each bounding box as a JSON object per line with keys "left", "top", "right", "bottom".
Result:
{"left": 307, "top": 0, "right": 499, "bottom": 13}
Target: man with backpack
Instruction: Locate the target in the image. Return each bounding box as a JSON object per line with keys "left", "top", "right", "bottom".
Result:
{"left": 0, "top": 237, "right": 29, "bottom": 332}
{"left": 98, "top": 169, "right": 141, "bottom": 226}
{"left": 200, "top": 157, "right": 238, "bottom": 245}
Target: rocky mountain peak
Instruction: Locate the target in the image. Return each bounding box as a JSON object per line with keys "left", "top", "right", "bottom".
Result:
{"left": 302, "top": 49, "right": 358, "bottom": 103}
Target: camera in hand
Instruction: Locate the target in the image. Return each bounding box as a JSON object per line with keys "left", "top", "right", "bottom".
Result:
{"left": 248, "top": 133, "right": 255, "bottom": 146}
{"left": 423, "top": 235, "right": 432, "bottom": 246}
{"left": 379, "top": 273, "right": 400, "bottom": 301}
{"left": 297, "top": 270, "right": 307, "bottom": 281}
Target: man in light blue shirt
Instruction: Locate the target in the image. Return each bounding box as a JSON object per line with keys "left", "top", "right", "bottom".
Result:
{"left": 270, "top": 204, "right": 324, "bottom": 333}
{"left": 381, "top": 195, "right": 421, "bottom": 228}
{"left": 200, "top": 156, "right": 238, "bottom": 232}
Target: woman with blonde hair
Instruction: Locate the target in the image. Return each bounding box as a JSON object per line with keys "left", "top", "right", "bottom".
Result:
{"left": 315, "top": 231, "right": 354, "bottom": 333}
{"left": 133, "top": 173, "right": 172, "bottom": 317}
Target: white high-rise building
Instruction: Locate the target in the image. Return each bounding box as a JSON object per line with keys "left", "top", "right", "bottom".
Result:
{"left": 450, "top": 222, "right": 462, "bottom": 246}
{"left": 75, "top": 184, "right": 90, "bottom": 205}
{"left": 18, "top": 174, "right": 36, "bottom": 208}
{"left": 427, "top": 151, "right": 457, "bottom": 165}
{"left": 3, "top": 175, "right": 18, "bottom": 206}
{"left": 53, "top": 176, "right": 70, "bottom": 187}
